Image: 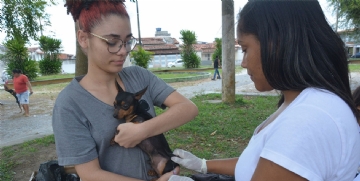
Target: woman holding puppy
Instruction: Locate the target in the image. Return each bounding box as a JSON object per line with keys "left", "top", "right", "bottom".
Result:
{"left": 52, "top": 1, "right": 197, "bottom": 180}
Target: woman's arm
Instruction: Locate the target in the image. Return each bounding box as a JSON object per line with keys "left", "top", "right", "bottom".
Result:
{"left": 251, "top": 158, "right": 307, "bottom": 181}
{"left": 172, "top": 149, "right": 238, "bottom": 176}
{"left": 26, "top": 80, "right": 33, "bottom": 94}
{"left": 207, "top": 158, "right": 238, "bottom": 176}
{"left": 144, "top": 91, "right": 198, "bottom": 136}
{"left": 115, "top": 91, "right": 198, "bottom": 148}
{"left": 75, "top": 158, "right": 145, "bottom": 181}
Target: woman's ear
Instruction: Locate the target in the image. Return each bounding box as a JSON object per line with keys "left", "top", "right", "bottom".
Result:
{"left": 77, "top": 29, "right": 89, "bottom": 49}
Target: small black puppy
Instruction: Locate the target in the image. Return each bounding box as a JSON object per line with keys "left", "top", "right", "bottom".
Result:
{"left": 3, "top": 84, "right": 22, "bottom": 112}
{"left": 111, "top": 80, "right": 178, "bottom": 178}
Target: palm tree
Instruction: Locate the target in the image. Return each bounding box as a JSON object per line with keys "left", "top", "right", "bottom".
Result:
{"left": 180, "top": 30, "right": 200, "bottom": 68}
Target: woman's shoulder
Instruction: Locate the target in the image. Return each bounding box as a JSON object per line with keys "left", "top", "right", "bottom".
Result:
{"left": 55, "top": 78, "right": 84, "bottom": 105}
{"left": 122, "top": 65, "right": 149, "bottom": 74}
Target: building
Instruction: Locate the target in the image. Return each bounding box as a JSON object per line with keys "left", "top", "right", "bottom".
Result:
{"left": 134, "top": 28, "right": 182, "bottom": 68}
{"left": 337, "top": 29, "right": 360, "bottom": 57}
{"left": 28, "top": 47, "right": 44, "bottom": 61}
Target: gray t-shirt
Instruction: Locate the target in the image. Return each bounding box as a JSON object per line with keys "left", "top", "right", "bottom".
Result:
{"left": 52, "top": 66, "right": 175, "bottom": 180}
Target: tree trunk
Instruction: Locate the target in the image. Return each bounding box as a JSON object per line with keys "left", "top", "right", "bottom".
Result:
{"left": 222, "top": 0, "right": 235, "bottom": 103}
{"left": 75, "top": 21, "right": 88, "bottom": 76}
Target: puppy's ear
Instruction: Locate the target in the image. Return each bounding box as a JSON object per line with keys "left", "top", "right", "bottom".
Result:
{"left": 134, "top": 86, "right": 147, "bottom": 100}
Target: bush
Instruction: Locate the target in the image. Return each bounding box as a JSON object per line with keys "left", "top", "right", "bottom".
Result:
{"left": 39, "top": 56, "right": 62, "bottom": 75}
{"left": 3, "top": 38, "right": 38, "bottom": 80}
{"left": 130, "top": 46, "right": 154, "bottom": 69}
{"left": 6, "top": 58, "right": 38, "bottom": 80}
{"left": 182, "top": 51, "right": 200, "bottom": 68}
{"left": 179, "top": 30, "right": 201, "bottom": 68}
{"left": 38, "top": 36, "right": 63, "bottom": 75}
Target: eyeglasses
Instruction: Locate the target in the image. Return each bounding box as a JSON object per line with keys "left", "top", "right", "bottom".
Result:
{"left": 90, "top": 33, "right": 137, "bottom": 54}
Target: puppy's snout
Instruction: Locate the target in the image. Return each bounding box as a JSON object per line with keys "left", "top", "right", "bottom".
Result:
{"left": 113, "top": 112, "right": 118, "bottom": 118}
{"left": 113, "top": 108, "right": 119, "bottom": 118}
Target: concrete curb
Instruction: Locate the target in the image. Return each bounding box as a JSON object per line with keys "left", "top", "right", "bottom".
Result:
{"left": 161, "top": 72, "right": 211, "bottom": 83}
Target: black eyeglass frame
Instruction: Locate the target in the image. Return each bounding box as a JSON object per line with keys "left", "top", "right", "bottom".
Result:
{"left": 89, "top": 32, "right": 137, "bottom": 54}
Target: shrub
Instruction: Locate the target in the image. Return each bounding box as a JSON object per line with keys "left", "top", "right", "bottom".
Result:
{"left": 180, "top": 30, "right": 201, "bottom": 68}
{"left": 39, "top": 56, "right": 62, "bottom": 75}
{"left": 3, "top": 38, "right": 38, "bottom": 80}
{"left": 130, "top": 46, "right": 154, "bottom": 69}
{"left": 38, "top": 36, "right": 62, "bottom": 75}
{"left": 6, "top": 58, "right": 38, "bottom": 80}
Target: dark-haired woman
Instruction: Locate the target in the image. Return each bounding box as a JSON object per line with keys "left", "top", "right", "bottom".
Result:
{"left": 52, "top": 1, "right": 198, "bottom": 180}
{"left": 172, "top": 1, "right": 360, "bottom": 181}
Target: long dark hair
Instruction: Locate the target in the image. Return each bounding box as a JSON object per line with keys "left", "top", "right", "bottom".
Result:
{"left": 237, "top": 0, "right": 358, "bottom": 121}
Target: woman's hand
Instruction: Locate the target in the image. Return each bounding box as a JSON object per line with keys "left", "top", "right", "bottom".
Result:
{"left": 157, "top": 167, "right": 194, "bottom": 181}
{"left": 114, "top": 122, "right": 147, "bottom": 148}
{"left": 168, "top": 175, "right": 194, "bottom": 181}
{"left": 171, "top": 149, "right": 207, "bottom": 174}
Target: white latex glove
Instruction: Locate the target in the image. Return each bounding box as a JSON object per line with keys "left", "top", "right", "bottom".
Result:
{"left": 168, "top": 175, "right": 194, "bottom": 181}
{"left": 171, "top": 149, "right": 207, "bottom": 174}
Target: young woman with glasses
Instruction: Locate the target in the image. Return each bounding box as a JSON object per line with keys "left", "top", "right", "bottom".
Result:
{"left": 52, "top": 1, "right": 198, "bottom": 181}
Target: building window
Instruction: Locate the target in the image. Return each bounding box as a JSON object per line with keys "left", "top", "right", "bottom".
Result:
{"left": 206, "top": 54, "right": 210, "bottom": 60}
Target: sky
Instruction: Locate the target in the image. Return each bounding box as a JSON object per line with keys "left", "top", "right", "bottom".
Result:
{"left": 0, "top": 0, "right": 335, "bottom": 55}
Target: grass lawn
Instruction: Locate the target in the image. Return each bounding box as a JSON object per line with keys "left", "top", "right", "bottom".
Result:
{"left": 32, "top": 66, "right": 243, "bottom": 81}
{"left": 349, "top": 64, "right": 360, "bottom": 72}
{"left": 0, "top": 92, "right": 279, "bottom": 179}
{"left": 34, "top": 73, "right": 75, "bottom": 81}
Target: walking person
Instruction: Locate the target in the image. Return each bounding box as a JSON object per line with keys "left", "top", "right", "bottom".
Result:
{"left": 211, "top": 56, "right": 221, "bottom": 80}
{"left": 5, "top": 69, "right": 33, "bottom": 117}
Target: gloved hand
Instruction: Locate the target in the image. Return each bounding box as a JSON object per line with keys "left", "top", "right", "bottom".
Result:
{"left": 168, "top": 175, "right": 194, "bottom": 181}
{"left": 171, "top": 149, "right": 207, "bottom": 174}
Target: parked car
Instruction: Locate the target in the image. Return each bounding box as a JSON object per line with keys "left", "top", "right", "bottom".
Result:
{"left": 168, "top": 59, "right": 184, "bottom": 68}
{"left": 351, "top": 52, "right": 360, "bottom": 58}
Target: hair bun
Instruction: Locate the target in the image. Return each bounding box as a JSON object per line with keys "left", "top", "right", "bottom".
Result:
{"left": 64, "top": 0, "right": 126, "bottom": 22}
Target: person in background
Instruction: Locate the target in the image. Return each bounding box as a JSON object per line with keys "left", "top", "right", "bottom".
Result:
{"left": 211, "top": 56, "right": 221, "bottom": 80}
{"left": 52, "top": 1, "right": 198, "bottom": 181}
{"left": 5, "top": 69, "right": 33, "bottom": 117}
{"left": 172, "top": 0, "right": 360, "bottom": 180}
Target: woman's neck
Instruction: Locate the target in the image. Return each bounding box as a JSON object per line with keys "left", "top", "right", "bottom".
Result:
{"left": 282, "top": 90, "right": 302, "bottom": 106}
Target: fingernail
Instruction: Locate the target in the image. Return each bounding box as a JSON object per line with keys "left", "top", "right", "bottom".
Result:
{"left": 173, "top": 169, "right": 178, "bottom": 175}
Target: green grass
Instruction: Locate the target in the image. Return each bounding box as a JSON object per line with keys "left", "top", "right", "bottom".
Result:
{"left": 34, "top": 73, "right": 75, "bottom": 81}
{"left": 154, "top": 73, "right": 199, "bottom": 79}
{"left": 349, "top": 64, "right": 360, "bottom": 72}
{"left": 0, "top": 93, "right": 279, "bottom": 180}
{"left": 0, "top": 135, "right": 55, "bottom": 180}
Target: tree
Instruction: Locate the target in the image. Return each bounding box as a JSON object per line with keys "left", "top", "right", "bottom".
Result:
{"left": 130, "top": 46, "right": 153, "bottom": 69}
{"left": 212, "top": 38, "right": 222, "bottom": 63}
{"left": 0, "top": 0, "right": 55, "bottom": 41}
{"left": 179, "top": 30, "right": 201, "bottom": 68}
{"left": 222, "top": 0, "right": 235, "bottom": 104}
{"left": 3, "top": 37, "right": 38, "bottom": 80}
{"left": 327, "top": 0, "right": 360, "bottom": 47}
{"left": 38, "top": 36, "right": 63, "bottom": 75}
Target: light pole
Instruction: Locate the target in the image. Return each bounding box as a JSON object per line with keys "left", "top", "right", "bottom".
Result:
{"left": 135, "top": 0, "right": 142, "bottom": 46}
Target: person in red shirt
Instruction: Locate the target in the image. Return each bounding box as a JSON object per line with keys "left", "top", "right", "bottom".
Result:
{"left": 6, "top": 69, "right": 33, "bottom": 117}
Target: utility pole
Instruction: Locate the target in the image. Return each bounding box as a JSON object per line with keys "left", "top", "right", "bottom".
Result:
{"left": 222, "top": 0, "right": 235, "bottom": 103}
{"left": 136, "top": 0, "right": 142, "bottom": 46}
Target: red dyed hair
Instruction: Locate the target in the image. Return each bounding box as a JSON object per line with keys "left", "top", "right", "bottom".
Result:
{"left": 65, "top": 0, "right": 129, "bottom": 32}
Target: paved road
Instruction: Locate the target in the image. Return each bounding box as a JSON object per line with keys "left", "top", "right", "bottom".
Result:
{"left": 1, "top": 70, "right": 360, "bottom": 148}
